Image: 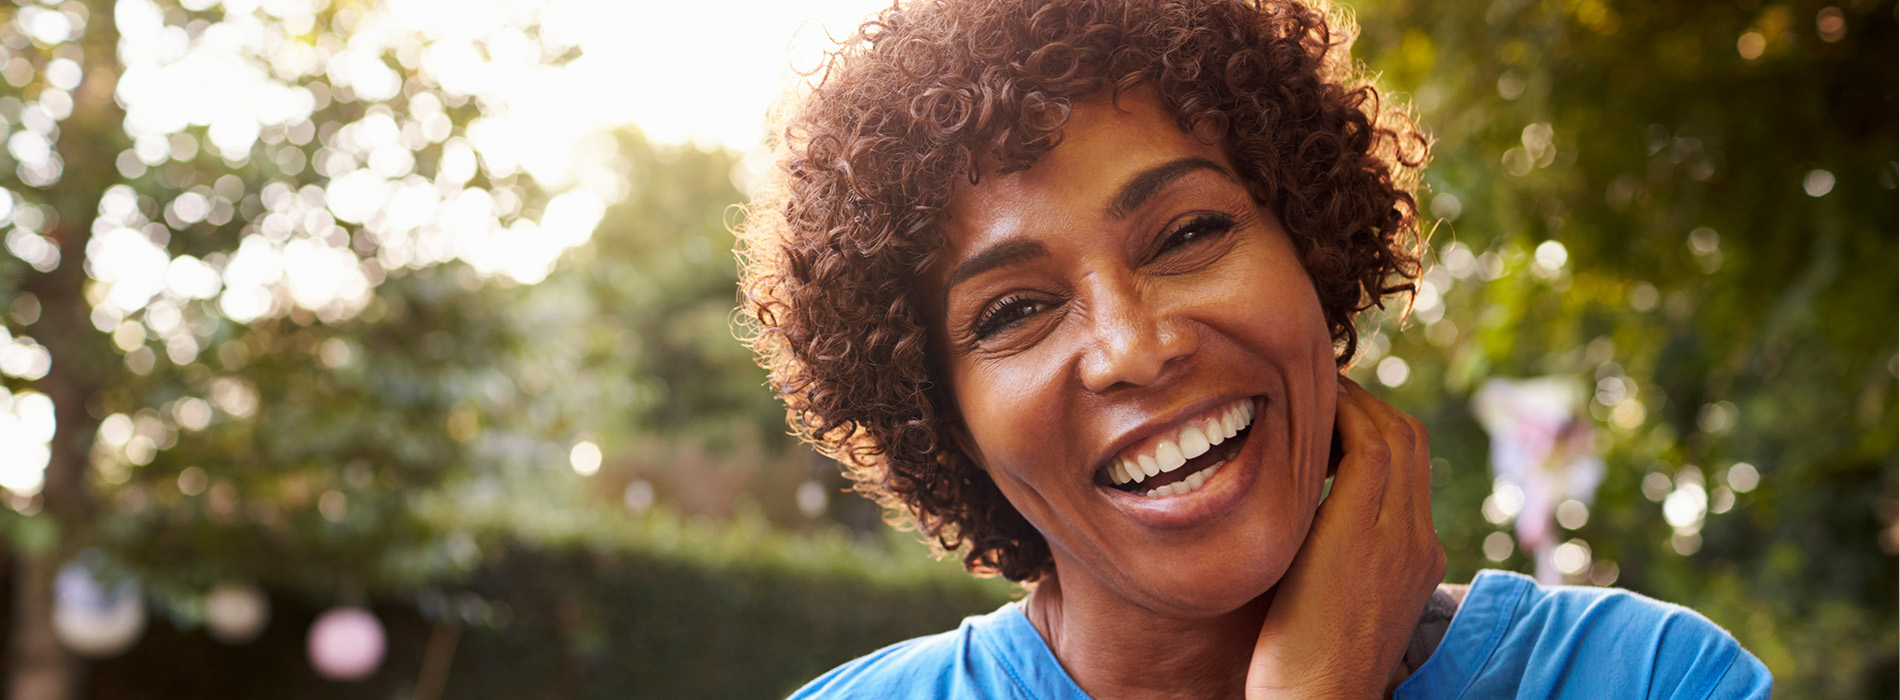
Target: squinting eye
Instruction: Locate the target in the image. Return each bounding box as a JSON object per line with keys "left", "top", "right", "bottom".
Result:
{"left": 1161, "top": 213, "right": 1237, "bottom": 253}
{"left": 972, "top": 295, "right": 1044, "bottom": 339}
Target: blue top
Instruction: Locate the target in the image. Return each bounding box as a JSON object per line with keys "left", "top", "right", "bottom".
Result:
{"left": 787, "top": 570, "right": 1772, "bottom": 699}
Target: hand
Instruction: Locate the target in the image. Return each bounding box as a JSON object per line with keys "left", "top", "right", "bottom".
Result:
{"left": 1245, "top": 377, "right": 1447, "bottom": 699}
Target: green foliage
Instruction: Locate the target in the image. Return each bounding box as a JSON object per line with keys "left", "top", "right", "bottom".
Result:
{"left": 83, "top": 507, "right": 1012, "bottom": 700}
{"left": 16, "top": 0, "right": 579, "bottom": 596}
{"left": 1345, "top": 0, "right": 1897, "bottom": 695}
{"left": 528, "top": 130, "right": 783, "bottom": 453}
{"left": 0, "top": 0, "right": 1890, "bottom": 696}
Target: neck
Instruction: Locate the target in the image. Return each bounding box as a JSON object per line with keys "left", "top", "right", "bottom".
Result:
{"left": 1021, "top": 571, "right": 1271, "bottom": 700}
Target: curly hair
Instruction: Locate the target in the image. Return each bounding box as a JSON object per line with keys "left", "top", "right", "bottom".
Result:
{"left": 738, "top": 0, "right": 1426, "bottom": 582}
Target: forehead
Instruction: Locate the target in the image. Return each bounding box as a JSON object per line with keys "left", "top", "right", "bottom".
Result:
{"left": 938, "top": 91, "right": 1233, "bottom": 258}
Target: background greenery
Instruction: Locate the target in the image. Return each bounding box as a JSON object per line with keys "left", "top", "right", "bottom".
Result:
{"left": 0, "top": 0, "right": 1890, "bottom": 698}
{"left": 1349, "top": 1, "right": 1896, "bottom": 696}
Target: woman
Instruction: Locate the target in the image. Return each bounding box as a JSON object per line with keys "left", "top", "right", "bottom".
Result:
{"left": 738, "top": 0, "right": 1772, "bottom": 697}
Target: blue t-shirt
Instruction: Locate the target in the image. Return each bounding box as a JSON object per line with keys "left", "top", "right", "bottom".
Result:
{"left": 788, "top": 570, "right": 1772, "bottom": 699}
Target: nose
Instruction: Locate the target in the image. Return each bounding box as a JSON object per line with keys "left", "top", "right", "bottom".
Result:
{"left": 1077, "top": 276, "right": 1196, "bottom": 394}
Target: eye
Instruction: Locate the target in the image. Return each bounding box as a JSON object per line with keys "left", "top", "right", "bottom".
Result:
{"left": 972, "top": 294, "right": 1046, "bottom": 339}
{"left": 1158, "top": 213, "right": 1238, "bottom": 255}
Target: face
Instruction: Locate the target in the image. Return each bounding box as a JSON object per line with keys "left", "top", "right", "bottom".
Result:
{"left": 926, "top": 91, "right": 1339, "bottom": 617}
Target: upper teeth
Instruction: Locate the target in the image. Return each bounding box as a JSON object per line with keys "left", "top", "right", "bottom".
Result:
{"left": 1107, "top": 399, "right": 1254, "bottom": 486}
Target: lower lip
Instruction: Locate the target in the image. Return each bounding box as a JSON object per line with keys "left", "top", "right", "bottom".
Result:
{"left": 1097, "top": 398, "right": 1265, "bottom": 530}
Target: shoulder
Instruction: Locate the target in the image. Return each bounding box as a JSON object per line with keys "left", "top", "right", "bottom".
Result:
{"left": 1500, "top": 571, "right": 1761, "bottom": 677}
{"left": 785, "top": 603, "right": 1047, "bottom": 700}
{"left": 785, "top": 628, "right": 966, "bottom": 700}
{"left": 1400, "top": 570, "right": 1772, "bottom": 699}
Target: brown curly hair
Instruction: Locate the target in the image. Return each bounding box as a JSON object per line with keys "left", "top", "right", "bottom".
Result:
{"left": 738, "top": 0, "right": 1426, "bottom": 582}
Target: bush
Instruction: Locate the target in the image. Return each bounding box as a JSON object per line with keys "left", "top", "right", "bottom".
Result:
{"left": 76, "top": 510, "right": 1012, "bottom": 699}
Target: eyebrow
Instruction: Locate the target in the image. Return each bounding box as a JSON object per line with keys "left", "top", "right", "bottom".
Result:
{"left": 942, "top": 237, "right": 1051, "bottom": 313}
{"left": 1107, "top": 156, "right": 1234, "bottom": 220}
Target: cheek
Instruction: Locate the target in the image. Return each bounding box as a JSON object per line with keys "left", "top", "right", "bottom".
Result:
{"left": 949, "top": 361, "right": 1064, "bottom": 478}
{"left": 1194, "top": 251, "right": 1337, "bottom": 465}
{"left": 1198, "top": 261, "right": 1332, "bottom": 365}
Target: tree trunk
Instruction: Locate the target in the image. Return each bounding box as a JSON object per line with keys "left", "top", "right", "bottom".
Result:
{"left": 5, "top": 553, "right": 72, "bottom": 700}
{"left": 5, "top": 1, "right": 125, "bottom": 698}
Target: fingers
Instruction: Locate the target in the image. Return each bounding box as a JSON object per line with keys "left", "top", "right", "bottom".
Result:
{"left": 1330, "top": 376, "right": 1441, "bottom": 584}
{"left": 1325, "top": 378, "right": 1390, "bottom": 519}
{"left": 1248, "top": 379, "right": 1446, "bottom": 699}
{"left": 1336, "top": 378, "right": 1415, "bottom": 515}
{"left": 1342, "top": 378, "right": 1443, "bottom": 584}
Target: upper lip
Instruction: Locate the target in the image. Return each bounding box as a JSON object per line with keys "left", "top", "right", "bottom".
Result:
{"left": 1090, "top": 393, "right": 1256, "bottom": 483}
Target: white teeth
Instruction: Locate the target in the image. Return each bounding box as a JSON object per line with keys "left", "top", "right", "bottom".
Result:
{"left": 1179, "top": 426, "right": 1210, "bottom": 460}
{"left": 1100, "top": 399, "right": 1256, "bottom": 489}
{"left": 1203, "top": 417, "right": 1226, "bottom": 446}
{"left": 1139, "top": 460, "right": 1225, "bottom": 498}
{"left": 1155, "top": 441, "right": 1185, "bottom": 472}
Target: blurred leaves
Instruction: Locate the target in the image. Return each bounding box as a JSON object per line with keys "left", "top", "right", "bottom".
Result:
{"left": 0, "top": 0, "right": 1890, "bottom": 697}
{"left": 0, "top": 0, "right": 730, "bottom": 601}
{"left": 1348, "top": 0, "right": 1896, "bottom": 695}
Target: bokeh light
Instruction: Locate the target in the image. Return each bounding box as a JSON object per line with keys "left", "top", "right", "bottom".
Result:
{"left": 0, "top": 0, "right": 1884, "bottom": 695}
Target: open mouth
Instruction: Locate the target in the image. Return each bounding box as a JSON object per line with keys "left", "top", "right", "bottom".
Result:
{"left": 1098, "top": 398, "right": 1256, "bottom": 498}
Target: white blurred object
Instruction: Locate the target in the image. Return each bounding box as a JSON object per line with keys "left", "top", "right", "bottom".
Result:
{"left": 205, "top": 582, "right": 270, "bottom": 644}
{"left": 1472, "top": 377, "right": 1605, "bottom": 583}
{"left": 796, "top": 479, "right": 827, "bottom": 518}
{"left": 52, "top": 552, "right": 147, "bottom": 658}
{"left": 307, "top": 606, "right": 386, "bottom": 681}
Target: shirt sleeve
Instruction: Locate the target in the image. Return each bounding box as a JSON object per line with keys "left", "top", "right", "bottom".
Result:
{"left": 1641, "top": 598, "right": 1773, "bottom": 700}
{"left": 1394, "top": 570, "right": 1776, "bottom": 700}
{"left": 1699, "top": 649, "right": 1773, "bottom": 700}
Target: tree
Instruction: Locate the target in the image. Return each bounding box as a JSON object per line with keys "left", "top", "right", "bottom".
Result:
{"left": 0, "top": 1, "right": 618, "bottom": 696}
{"left": 1346, "top": 0, "right": 1896, "bottom": 694}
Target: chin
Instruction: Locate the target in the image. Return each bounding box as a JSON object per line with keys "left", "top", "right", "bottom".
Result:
{"left": 1130, "top": 561, "right": 1289, "bottom": 619}
{"left": 1120, "top": 520, "right": 1307, "bottom": 618}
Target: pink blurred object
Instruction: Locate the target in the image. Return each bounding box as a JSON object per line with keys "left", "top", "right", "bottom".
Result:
{"left": 307, "top": 606, "right": 386, "bottom": 680}
{"left": 1471, "top": 377, "right": 1604, "bottom": 583}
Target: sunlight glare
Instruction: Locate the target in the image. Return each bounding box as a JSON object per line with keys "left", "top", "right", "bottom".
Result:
{"left": 82, "top": 0, "right": 891, "bottom": 329}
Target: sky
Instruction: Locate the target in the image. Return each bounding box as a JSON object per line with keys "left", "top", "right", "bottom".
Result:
{"left": 549, "top": 0, "right": 893, "bottom": 151}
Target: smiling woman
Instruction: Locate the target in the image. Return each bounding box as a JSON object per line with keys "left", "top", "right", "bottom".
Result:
{"left": 737, "top": 0, "right": 1773, "bottom": 698}
{"left": 924, "top": 94, "right": 1351, "bottom": 623}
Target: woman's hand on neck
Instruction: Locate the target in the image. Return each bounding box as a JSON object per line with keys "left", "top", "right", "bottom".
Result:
{"left": 1242, "top": 380, "right": 1448, "bottom": 700}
